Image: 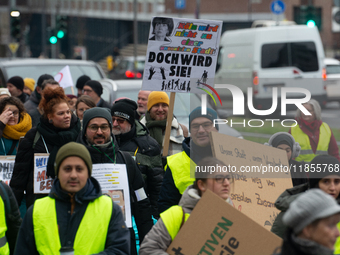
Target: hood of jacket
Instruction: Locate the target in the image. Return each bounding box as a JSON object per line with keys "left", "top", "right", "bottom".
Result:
{"left": 274, "top": 183, "right": 309, "bottom": 211}
{"left": 49, "top": 176, "right": 102, "bottom": 204}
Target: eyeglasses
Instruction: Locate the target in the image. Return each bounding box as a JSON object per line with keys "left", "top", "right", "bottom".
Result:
{"left": 82, "top": 89, "right": 93, "bottom": 93}
{"left": 88, "top": 124, "right": 110, "bottom": 132}
{"left": 191, "top": 121, "right": 213, "bottom": 132}
{"left": 11, "top": 111, "right": 19, "bottom": 117}
{"left": 112, "top": 117, "right": 126, "bottom": 124}
{"left": 214, "top": 174, "right": 231, "bottom": 184}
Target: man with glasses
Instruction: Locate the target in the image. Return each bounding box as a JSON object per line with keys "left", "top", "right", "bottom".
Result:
{"left": 76, "top": 107, "right": 153, "bottom": 255}
{"left": 82, "top": 80, "right": 111, "bottom": 109}
{"left": 158, "top": 107, "right": 219, "bottom": 213}
{"left": 111, "top": 99, "right": 163, "bottom": 218}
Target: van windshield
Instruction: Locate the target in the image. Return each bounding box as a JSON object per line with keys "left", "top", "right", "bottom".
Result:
{"left": 261, "top": 41, "right": 319, "bottom": 72}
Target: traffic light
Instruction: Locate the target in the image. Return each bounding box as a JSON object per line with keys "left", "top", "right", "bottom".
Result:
{"left": 10, "top": 11, "right": 21, "bottom": 41}
{"left": 56, "top": 16, "right": 67, "bottom": 39}
{"left": 294, "top": 6, "right": 322, "bottom": 30}
{"left": 47, "top": 27, "right": 57, "bottom": 44}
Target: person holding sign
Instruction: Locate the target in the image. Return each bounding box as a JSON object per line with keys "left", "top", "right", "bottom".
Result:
{"left": 290, "top": 99, "right": 340, "bottom": 163}
{"left": 140, "top": 91, "right": 187, "bottom": 156}
{"left": 158, "top": 107, "right": 219, "bottom": 213}
{"left": 139, "top": 157, "right": 233, "bottom": 254}
{"left": 0, "top": 97, "right": 32, "bottom": 156}
{"left": 77, "top": 107, "right": 153, "bottom": 255}
{"left": 10, "top": 87, "right": 81, "bottom": 211}
{"left": 111, "top": 99, "right": 163, "bottom": 218}
{"left": 14, "top": 142, "right": 130, "bottom": 255}
{"left": 277, "top": 189, "right": 340, "bottom": 255}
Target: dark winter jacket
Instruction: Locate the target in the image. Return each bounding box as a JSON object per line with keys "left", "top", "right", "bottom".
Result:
{"left": 115, "top": 120, "right": 163, "bottom": 218}
{"left": 271, "top": 183, "right": 309, "bottom": 238}
{"left": 10, "top": 115, "right": 81, "bottom": 209}
{"left": 24, "top": 90, "right": 40, "bottom": 113}
{"left": 289, "top": 159, "right": 308, "bottom": 187}
{"left": 97, "top": 98, "right": 112, "bottom": 109}
{"left": 275, "top": 228, "right": 334, "bottom": 255}
{"left": 14, "top": 177, "right": 130, "bottom": 255}
{"left": 26, "top": 108, "right": 41, "bottom": 128}
{"left": 0, "top": 181, "right": 21, "bottom": 255}
{"left": 17, "top": 92, "right": 29, "bottom": 104}
{"left": 77, "top": 133, "right": 153, "bottom": 254}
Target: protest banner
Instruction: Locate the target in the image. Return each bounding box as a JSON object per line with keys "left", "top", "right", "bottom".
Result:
{"left": 167, "top": 190, "right": 282, "bottom": 254}
{"left": 92, "top": 163, "right": 132, "bottom": 227}
{"left": 54, "top": 65, "right": 75, "bottom": 94}
{"left": 142, "top": 17, "right": 222, "bottom": 155}
{"left": 207, "top": 132, "right": 293, "bottom": 231}
{"left": 0, "top": 156, "right": 15, "bottom": 185}
{"left": 34, "top": 153, "right": 53, "bottom": 194}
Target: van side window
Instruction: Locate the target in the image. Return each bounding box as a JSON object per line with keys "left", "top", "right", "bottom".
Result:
{"left": 261, "top": 41, "right": 318, "bottom": 72}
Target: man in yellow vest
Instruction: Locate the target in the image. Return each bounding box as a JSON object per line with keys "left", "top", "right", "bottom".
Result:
{"left": 158, "top": 107, "right": 219, "bottom": 213}
{"left": 14, "top": 142, "right": 130, "bottom": 255}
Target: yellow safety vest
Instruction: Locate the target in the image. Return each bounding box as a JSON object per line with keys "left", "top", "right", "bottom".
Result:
{"left": 166, "top": 151, "right": 196, "bottom": 194}
{"left": 0, "top": 196, "right": 9, "bottom": 255}
{"left": 291, "top": 122, "right": 331, "bottom": 163}
{"left": 334, "top": 222, "right": 340, "bottom": 254}
{"left": 33, "top": 195, "right": 112, "bottom": 255}
{"left": 160, "top": 205, "right": 190, "bottom": 241}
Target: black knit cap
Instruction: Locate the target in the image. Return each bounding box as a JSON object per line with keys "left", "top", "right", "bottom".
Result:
{"left": 308, "top": 155, "right": 340, "bottom": 188}
{"left": 271, "top": 134, "right": 294, "bottom": 149}
{"left": 37, "top": 74, "right": 54, "bottom": 87}
{"left": 7, "top": 76, "right": 24, "bottom": 91}
{"left": 82, "top": 107, "right": 112, "bottom": 134}
{"left": 84, "top": 80, "right": 103, "bottom": 96}
{"left": 76, "top": 75, "right": 91, "bottom": 89}
{"left": 111, "top": 99, "right": 137, "bottom": 125}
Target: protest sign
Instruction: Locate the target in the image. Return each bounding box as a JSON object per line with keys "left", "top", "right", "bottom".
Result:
{"left": 92, "top": 163, "right": 132, "bottom": 228}
{"left": 34, "top": 153, "right": 53, "bottom": 194}
{"left": 207, "top": 132, "right": 293, "bottom": 230}
{"left": 0, "top": 156, "right": 15, "bottom": 185}
{"left": 167, "top": 189, "right": 282, "bottom": 254}
{"left": 142, "top": 17, "right": 222, "bottom": 94}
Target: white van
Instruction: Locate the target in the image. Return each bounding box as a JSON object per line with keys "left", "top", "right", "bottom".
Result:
{"left": 214, "top": 25, "right": 327, "bottom": 113}
{"left": 324, "top": 58, "right": 340, "bottom": 102}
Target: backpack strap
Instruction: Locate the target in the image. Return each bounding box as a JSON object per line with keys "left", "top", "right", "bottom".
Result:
{"left": 32, "top": 131, "right": 41, "bottom": 149}
{"left": 0, "top": 181, "right": 11, "bottom": 215}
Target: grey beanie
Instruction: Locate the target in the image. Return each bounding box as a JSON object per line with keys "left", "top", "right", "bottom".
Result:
{"left": 283, "top": 189, "right": 340, "bottom": 234}
{"left": 82, "top": 107, "right": 112, "bottom": 133}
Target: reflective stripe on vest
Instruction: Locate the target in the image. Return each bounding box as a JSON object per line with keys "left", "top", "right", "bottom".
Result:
{"left": 166, "top": 151, "right": 196, "bottom": 194}
{"left": 160, "top": 205, "right": 190, "bottom": 241}
{"left": 33, "top": 195, "right": 112, "bottom": 255}
{"left": 291, "top": 122, "right": 331, "bottom": 163}
{"left": 0, "top": 197, "right": 9, "bottom": 255}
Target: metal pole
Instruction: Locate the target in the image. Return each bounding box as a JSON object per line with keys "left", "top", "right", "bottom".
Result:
{"left": 42, "top": 0, "right": 47, "bottom": 57}
{"left": 51, "top": 2, "right": 56, "bottom": 59}
{"left": 195, "top": 0, "right": 201, "bottom": 19}
{"left": 133, "top": 0, "right": 138, "bottom": 77}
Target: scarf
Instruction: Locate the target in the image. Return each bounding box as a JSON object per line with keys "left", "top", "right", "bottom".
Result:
{"left": 145, "top": 112, "right": 168, "bottom": 147}
{"left": 37, "top": 114, "right": 80, "bottom": 178}
{"left": 298, "top": 118, "right": 322, "bottom": 132}
{"left": 3, "top": 113, "right": 32, "bottom": 140}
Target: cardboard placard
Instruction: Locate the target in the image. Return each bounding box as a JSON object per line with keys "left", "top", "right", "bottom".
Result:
{"left": 34, "top": 153, "right": 53, "bottom": 194}
{"left": 142, "top": 17, "right": 222, "bottom": 94}
{"left": 0, "top": 156, "right": 15, "bottom": 185}
{"left": 208, "top": 132, "right": 293, "bottom": 230}
{"left": 167, "top": 190, "right": 282, "bottom": 254}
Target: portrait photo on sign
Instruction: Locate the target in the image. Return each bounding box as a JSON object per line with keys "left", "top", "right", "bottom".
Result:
{"left": 149, "top": 17, "right": 174, "bottom": 42}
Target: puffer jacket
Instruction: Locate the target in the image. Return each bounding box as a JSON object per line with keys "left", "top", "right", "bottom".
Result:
{"left": 14, "top": 177, "right": 130, "bottom": 255}
{"left": 115, "top": 120, "right": 163, "bottom": 218}
{"left": 271, "top": 183, "right": 309, "bottom": 238}
{"left": 139, "top": 185, "right": 233, "bottom": 255}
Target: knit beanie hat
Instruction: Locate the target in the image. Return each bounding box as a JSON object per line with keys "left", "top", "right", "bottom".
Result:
{"left": 84, "top": 80, "right": 103, "bottom": 96}
{"left": 0, "top": 88, "right": 11, "bottom": 97}
{"left": 111, "top": 99, "right": 137, "bottom": 125}
{"left": 82, "top": 107, "right": 112, "bottom": 132}
{"left": 55, "top": 142, "right": 92, "bottom": 176}
{"left": 37, "top": 74, "right": 54, "bottom": 87}
{"left": 308, "top": 155, "right": 340, "bottom": 188}
{"left": 283, "top": 189, "right": 340, "bottom": 234}
{"left": 7, "top": 76, "right": 24, "bottom": 91}
{"left": 76, "top": 75, "right": 91, "bottom": 90}
{"left": 24, "top": 78, "right": 35, "bottom": 92}
{"left": 189, "top": 106, "right": 219, "bottom": 131}
{"left": 271, "top": 133, "right": 294, "bottom": 149}
{"left": 147, "top": 91, "right": 169, "bottom": 111}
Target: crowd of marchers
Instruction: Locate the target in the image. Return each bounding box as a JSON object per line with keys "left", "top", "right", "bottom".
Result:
{"left": 0, "top": 73, "right": 340, "bottom": 255}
